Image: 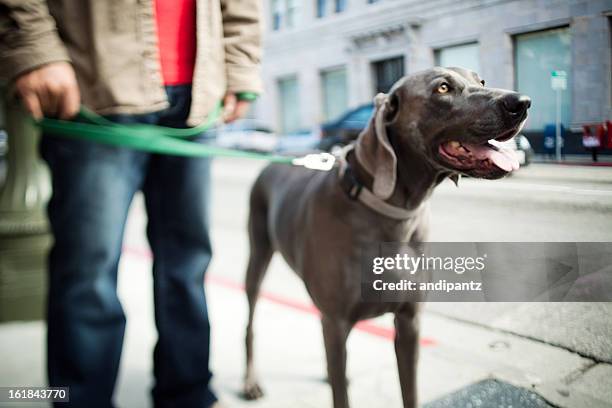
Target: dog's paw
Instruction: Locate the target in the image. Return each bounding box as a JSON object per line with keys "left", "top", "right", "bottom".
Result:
{"left": 243, "top": 381, "right": 264, "bottom": 400}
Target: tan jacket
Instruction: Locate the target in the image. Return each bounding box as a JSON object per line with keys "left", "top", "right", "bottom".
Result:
{"left": 0, "top": 0, "right": 263, "bottom": 125}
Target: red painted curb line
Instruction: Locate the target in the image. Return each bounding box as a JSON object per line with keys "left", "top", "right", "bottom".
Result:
{"left": 122, "top": 245, "right": 437, "bottom": 347}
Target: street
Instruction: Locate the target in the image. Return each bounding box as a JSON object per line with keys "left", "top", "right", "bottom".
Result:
{"left": 0, "top": 160, "right": 611, "bottom": 407}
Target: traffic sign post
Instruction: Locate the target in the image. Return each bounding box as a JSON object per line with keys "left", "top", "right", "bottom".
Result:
{"left": 551, "top": 70, "right": 567, "bottom": 161}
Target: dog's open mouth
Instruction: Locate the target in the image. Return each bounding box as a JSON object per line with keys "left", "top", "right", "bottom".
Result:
{"left": 437, "top": 135, "right": 520, "bottom": 177}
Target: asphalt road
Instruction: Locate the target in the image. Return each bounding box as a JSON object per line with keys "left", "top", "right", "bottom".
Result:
{"left": 210, "top": 160, "right": 612, "bottom": 241}
{"left": 427, "top": 163, "right": 612, "bottom": 242}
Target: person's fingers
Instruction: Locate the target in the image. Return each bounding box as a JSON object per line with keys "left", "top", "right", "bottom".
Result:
{"left": 13, "top": 62, "right": 80, "bottom": 119}
{"left": 59, "top": 84, "right": 81, "bottom": 120}
{"left": 225, "top": 101, "right": 250, "bottom": 123}
{"left": 225, "top": 111, "right": 238, "bottom": 123}
{"left": 233, "top": 100, "right": 251, "bottom": 121}
{"left": 43, "top": 85, "right": 61, "bottom": 118}
{"left": 21, "top": 91, "right": 43, "bottom": 120}
{"left": 223, "top": 93, "right": 237, "bottom": 122}
{"left": 37, "top": 86, "right": 57, "bottom": 117}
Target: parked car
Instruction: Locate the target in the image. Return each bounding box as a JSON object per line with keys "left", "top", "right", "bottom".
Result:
{"left": 207, "top": 119, "right": 277, "bottom": 153}
{"left": 275, "top": 129, "right": 321, "bottom": 154}
{"left": 317, "top": 103, "right": 534, "bottom": 166}
{"left": 317, "top": 103, "right": 374, "bottom": 152}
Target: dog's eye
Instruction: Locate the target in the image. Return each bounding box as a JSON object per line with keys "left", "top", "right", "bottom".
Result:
{"left": 437, "top": 83, "right": 449, "bottom": 94}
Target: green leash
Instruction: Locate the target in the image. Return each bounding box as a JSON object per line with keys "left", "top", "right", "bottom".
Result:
{"left": 35, "top": 104, "right": 335, "bottom": 171}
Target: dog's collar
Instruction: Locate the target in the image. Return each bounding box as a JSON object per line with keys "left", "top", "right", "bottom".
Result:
{"left": 337, "top": 145, "right": 423, "bottom": 220}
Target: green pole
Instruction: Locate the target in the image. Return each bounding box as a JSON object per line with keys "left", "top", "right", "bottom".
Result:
{"left": 0, "top": 89, "right": 52, "bottom": 322}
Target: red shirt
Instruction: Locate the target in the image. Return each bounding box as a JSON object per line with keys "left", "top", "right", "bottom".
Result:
{"left": 154, "top": 0, "right": 197, "bottom": 85}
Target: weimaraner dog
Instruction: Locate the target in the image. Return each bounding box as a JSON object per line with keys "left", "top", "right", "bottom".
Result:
{"left": 242, "top": 67, "right": 531, "bottom": 408}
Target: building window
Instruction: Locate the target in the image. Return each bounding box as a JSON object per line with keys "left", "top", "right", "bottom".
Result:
{"left": 272, "top": 0, "right": 282, "bottom": 30}
{"left": 272, "top": 0, "right": 300, "bottom": 30}
{"left": 435, "top": 42, "right": 480, "bottom": 74}
{"left": 286, "top": 0, "right": 298, "bottom": 28}
{"left": 515, "top": 27, "right": 571, "bottom": 130}
{"left": 278, "top": 76, "right": 301, "bottom": 133}
{"left": 321, "top": 67, "right": 348, "bottom": 121}
{"left": 373, "top": 56, "right": 404, "bottom": 95}
{"left": 317, "top": 0, "right": 326, "bottom": 18}
{"left": 317, "top": 0, "right": 346, "bottom": 18}
{"left": 335, "top": 0, "right": 346, "bottom": 13}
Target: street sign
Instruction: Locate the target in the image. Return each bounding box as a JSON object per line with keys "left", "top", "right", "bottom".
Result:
{"left": 550, "top": 70, "right": 566, "bottom": 161}
{"left": 551, "top": 70, "right": 567, "bottom": 90}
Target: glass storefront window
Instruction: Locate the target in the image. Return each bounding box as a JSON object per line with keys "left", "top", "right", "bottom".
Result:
{"left": 515, "top": 27, "right": 571, "bottom": 130}
{"left": 321, "top": 67, "right": 348, "bottom": 121}
{"left": 435, "top": 42, "right": 480, "bottom": 74}
{"left": 373, "top": 56, "right": 404, "bottom": 95}
{"left": 286, "top": 0, "right": 299, "bottom": 28}
{"left": 278, "top": 76, "right": 301, "bottom": 133}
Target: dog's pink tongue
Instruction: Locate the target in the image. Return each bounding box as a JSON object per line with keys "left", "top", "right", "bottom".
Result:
{"left": 463, "top": 143, "right": 520, "bottom": 172}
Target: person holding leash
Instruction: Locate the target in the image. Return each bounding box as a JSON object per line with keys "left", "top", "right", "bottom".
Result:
{"left": 0, "top": 1, "right": 262, "bottom": 407}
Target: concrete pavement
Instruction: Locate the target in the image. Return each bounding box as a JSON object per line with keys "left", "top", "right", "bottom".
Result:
{"left": 1, "top": 159, "right": 611, "bottom": 407}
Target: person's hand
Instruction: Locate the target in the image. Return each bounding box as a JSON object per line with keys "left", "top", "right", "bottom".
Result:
{"left": 223, "top": 92, "right": 251, "bottom": 123}
{"left": 14, "top": 61, "right": 80, "bottom": 120}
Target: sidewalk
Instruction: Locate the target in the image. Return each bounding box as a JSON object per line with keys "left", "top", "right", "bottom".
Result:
{"left": 1, "top": 236, "right": 610, "bottom": 407}
{"left": 534, "top": 154, "right": 612, "bottom": 166}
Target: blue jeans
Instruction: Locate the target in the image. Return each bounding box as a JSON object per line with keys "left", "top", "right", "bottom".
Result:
{"left": 41, "top": 85, "right": 216, "bottom": 408}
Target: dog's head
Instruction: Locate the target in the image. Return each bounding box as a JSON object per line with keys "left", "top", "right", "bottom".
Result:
{"left": 355, "top": 67, "right": 530, "bottom": 199}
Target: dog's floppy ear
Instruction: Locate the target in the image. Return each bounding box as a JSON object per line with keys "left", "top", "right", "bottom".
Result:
{"left": 355, "top": 93, "right": 398, "bottom": 200}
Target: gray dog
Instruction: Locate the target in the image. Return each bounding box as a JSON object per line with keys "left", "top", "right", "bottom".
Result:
{"left": 242, "top": 67, "right": 530, "bottom": 408}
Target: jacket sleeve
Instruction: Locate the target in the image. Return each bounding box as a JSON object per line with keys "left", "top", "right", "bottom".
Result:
{"left": 0, "top": 0, "right": 70, "bottom": 83}
{"left": 220, "top": 0, "right": 263, "bottom": 95}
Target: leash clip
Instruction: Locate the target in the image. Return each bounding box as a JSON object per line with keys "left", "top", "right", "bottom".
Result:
{"left": 292, "top": 153, "right": 336, "bottom": 171}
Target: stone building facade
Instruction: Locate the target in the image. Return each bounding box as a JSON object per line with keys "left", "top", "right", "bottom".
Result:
{"left": 255, "top": 0, "right": 611, "bottom": 150}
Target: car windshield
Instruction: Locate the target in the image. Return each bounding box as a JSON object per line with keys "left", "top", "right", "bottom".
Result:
{"left": 344, "top": 106, "right": 373, "bottom": 124}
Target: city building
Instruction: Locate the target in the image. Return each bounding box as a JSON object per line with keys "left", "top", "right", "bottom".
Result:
{"left": 255, "top": 0, "right": 611, "bottom": 152}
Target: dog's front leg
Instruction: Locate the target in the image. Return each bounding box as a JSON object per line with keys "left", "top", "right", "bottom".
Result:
{"left": 322, "top": 315, "right": 352, "bottom": 408}
{"left": 394, "top": 309, "right": 420, "bottom": 408}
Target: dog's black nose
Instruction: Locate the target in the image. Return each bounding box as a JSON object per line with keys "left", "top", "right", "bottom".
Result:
{"left": 502, "top": 94, "right": 531, "bottom": 115}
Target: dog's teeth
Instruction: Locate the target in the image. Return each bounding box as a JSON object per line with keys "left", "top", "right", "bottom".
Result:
{"left": 488, "top": 139, "right": 504, "bottom": 149}
{"left": 449, "top": 141, "right": 461, "bottom": 148}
